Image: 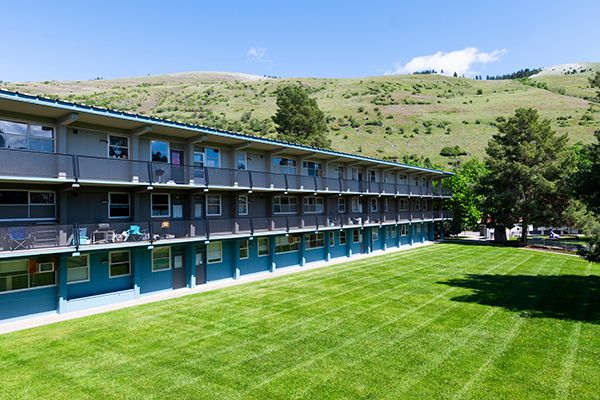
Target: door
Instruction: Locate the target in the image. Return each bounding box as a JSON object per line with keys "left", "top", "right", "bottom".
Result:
{"left": 195, "top": 247, "right": 206, "bottom": 284}
{"left": 172, "top": 252, "right": 186, "bottom": 289}
{"left": 170, "top": 149, "right": 185, "bottom": 184}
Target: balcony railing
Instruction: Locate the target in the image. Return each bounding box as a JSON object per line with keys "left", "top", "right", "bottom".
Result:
{"left": 0, "top": 211, "right": 453, "bottom": 255}
{"left": 0, "top": 148, "right": 452, "bottom": 197}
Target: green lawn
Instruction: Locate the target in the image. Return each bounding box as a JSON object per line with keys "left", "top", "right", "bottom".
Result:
{"left": 0, "top": 244, "right": 598, "bottom": 399}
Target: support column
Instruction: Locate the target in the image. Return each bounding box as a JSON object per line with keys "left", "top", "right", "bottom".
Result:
{"left": 325, "top": 231, "right": 331, "bottom": 262}
{"left": 268, "top": 237, "right": 276, "bottom": 272}
{"left": 186, "top": 244, "right": 196, "bottom": 288}
{"left": 233, "top": 239, "right": 241, "bottom": 279}
{"left": 395, "top": 224, "right": 401, "bottom": 248}
{"left": 421, "top": 223, "right": 425, "bottom": 243}
{"left": 299, "top": 234, "right": 306, "bottom": 266}
{"left": 57, "top": 255, "right": 68, "bottom": 313}
{"left": 132, "top": 247, "right": 143, "bottom": 298}
{"left": 346, "top": 229, "right": 352, "bottom": 257}
{"left": 410, "top": 224, "right": 414, "bottom": 246}
{"left": 365, "top": 227, "right": 372, "bottom": 254}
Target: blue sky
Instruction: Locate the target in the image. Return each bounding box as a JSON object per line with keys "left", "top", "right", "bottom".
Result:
{"left": 1, "top": 0, "right": 599, "bottom": 81}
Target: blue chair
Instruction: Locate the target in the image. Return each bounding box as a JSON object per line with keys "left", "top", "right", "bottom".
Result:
{"left": 5, "top": 228, "right": 34, "bottom": 250}
{"left": 76, "top": 227, "right": 90, "bottom": 245}
{"left": 125, "top": 225, "right": 146, "bottom": 242}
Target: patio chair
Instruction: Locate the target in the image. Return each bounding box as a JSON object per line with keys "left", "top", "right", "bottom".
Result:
{"left": 76, "top": 227, "right": 90, "bottom": 245}
{"left": 123, "top": 225, "right": 147, "bottom": 242}
{"left": 5, "top": 228, "right": 34, "bottom": 251}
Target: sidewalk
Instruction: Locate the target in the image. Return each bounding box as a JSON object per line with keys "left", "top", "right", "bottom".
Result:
{"left": 0, "top": 241, "right": 437, "bottom": 335}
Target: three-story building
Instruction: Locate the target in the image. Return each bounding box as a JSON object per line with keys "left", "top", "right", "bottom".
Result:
{"left": 0, "top": 90, "right": 452, "bottom": 322}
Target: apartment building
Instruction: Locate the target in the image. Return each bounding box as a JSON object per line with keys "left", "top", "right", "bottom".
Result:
{"left": 0, "top": 90, "right": 452, "bottom": 322}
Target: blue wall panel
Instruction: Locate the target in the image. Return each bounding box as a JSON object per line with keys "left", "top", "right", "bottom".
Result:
{"left": 140, "top": 247, "right": 172, "bottom": 294}
{"left": 68, "top": 251, "right": 133, "bottom": 300}
{"left": 330, "top": 230, "right": 347, "bottom": 259}
{"left": 304, "top": 245, "right": 325, "bottom": 264}
{"left": 238, "top": 239, "right": 270, "bottom": 275}
{"left": 0, "top": 286, "right": 57, "bottom": 320}
{"left": 274, "top": 247, "right": 299, "bottom": 268}
{"left": 206, "top": 240, "right": 234, "bottom": 282}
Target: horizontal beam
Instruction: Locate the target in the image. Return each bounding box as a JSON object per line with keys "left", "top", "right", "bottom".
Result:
{"left": 188, "top": 134, "right": 208, "bottom": 144}
{"left": 57, "top": 112, "right": 79, "bottom": 126}
{"left": 232, "top": 141, "right": 252, "bottom": 151}
{"left": 132, "top": 125, "right": 153, "bottom": 136}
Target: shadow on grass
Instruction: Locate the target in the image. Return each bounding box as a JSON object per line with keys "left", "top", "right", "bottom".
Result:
{"left": 440, "top": 274, "right": 600, "bottom": 324}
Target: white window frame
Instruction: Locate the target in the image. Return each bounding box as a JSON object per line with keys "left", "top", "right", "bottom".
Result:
{"left": 273, "top": 196, "right": 298, "bottom": 214}
{"left": 391, "top": 226, "right": 397, "bottom": 239}
{"left": 339, "top": 230, "right": 347, "bottom": 245}
{"left": 0, "top": 259, "right": 56, "bottom": 293}
{"left": 0, "top": 189, "right": 56, "bottom": 222}
{"left": 0, "top": 118, "right": 55, "bottom": 153}
{"left": 257, "top": 237, "right": 270, "bottom": 257}
{"left": 67, "top": 254, "right": 90, "bottom": 284}
{"left": 335, "top": 165, "right": 345, "bottom": 179}
{"left": 351, "top": 197, "right": 362, "bottom": 213}
{"left": 384, "top": 199, "right": 389, "bottom": 212}
{"left": 108, "top": 251, "right": 131, "bottom": 278}
{"left": 236, "top": 152, "right": 248, "bottom": 170}
{"left": 369, "top": 170, "right": 377, "bottom": 183}
{"left": 238, "top": 195, "right": 248, "bottom": 216}
{"left": 107, "top": 134, "right": 129, "bottom": 159}
{"left": 303, "top": 196, "right": 324, "bottom": 213}
{"left": 205, "top": 147, "right": 221, "bottom": 168}
{"left": 150, "top": 140, "right": 170, "bottom": 163}
{"left": 302, "top": 160, "right": 323, "bottom": 177}
{"left": 415, "top": 200, "right": 421, "bottom": 211}
{"left": 206, "top": 194, "right": 222, "bottom": 217}
{"left": 401, "top": 225, "right": 408, "bottom": 236}
{"left": 352, "top": 229, "right": 362, "bottom": 243}
{"left": 337, "top": 198, "right": 346, "bottom": 213}
{"left": 275, "top": 235, "right": 300, "bottom": 254}
{"left": 399, "top": 199, "right": 409, "bottom": 211}
{"left": 239, "top": 240, "right": 249, "bottom": 260}
{"left": 398, "top": 173, "right": 408, "bottom": 184}
{"left": 372, "top": 230, "right": 379, "bottom": 241}
{"left": 207, "top": 241, "right": 223, "bottom": 264}
{"left": 351, "top": 167, "right": 359, "bottom": 181}
{"left": 151, "top": 193, "right": 171, "bottom": 218}
{"left": 304, "top": 232, "right": 325, "bottom": 249}
{"left": 152, "top": 247, "right": 172, "bottom": 272}
{"left": 272, "top": 157, "right": 297, "bottom": 175}
{"left": 108, "top": 192, "right": 130, "bottom": 219}
{"left": 369, "top": 198, "right": 378, "bottom": 212}
{"left": 329, "top": 231, "right": 335, "bottom": 247}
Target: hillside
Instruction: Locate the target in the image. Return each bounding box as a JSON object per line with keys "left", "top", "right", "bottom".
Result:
{"left": 2, "top": 68, "right": 599, "bottom": 166}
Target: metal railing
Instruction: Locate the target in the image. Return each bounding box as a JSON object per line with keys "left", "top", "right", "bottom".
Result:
{"left": 0, "top": 210, "right": 453, "bottom": 255}
{"left": 0, "top": 147, "right": 452, "bottom": 196}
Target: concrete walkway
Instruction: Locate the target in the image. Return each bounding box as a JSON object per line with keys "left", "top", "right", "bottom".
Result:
{"left": 0, "top": 241, "right": 436, "bottom": 335}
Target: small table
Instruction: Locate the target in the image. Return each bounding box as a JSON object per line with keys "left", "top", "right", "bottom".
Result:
{"left": 92, "top": 230, "right": 116, "bottom": 244}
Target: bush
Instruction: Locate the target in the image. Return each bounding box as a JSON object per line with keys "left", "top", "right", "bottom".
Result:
{"left": 440, "top": 145, "right": 468, "bottom": 157}
{"left": 476, "top": 89, "right": 483, "bottom": 95}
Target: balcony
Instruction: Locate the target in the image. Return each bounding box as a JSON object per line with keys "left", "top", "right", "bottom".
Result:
{"left": 0, "top": 211, "right": 452, "bottom": 257}
{"left": 0, "top": 148, "right": 451, "bottom": 197}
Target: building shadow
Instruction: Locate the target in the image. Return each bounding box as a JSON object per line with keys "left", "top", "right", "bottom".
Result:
{"left": 439, "top": 274, "right": 600, "bottom": 324}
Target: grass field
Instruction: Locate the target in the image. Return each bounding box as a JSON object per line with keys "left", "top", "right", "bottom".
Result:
{"left": 3, "top": 68, "right": 599, "bottom": 165}
{"left": 0, "top": 244, "right": 598, "bottom": 399}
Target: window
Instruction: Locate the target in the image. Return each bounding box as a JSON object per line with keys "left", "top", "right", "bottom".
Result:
{"left": 391, "top": 226, "right": 397, "bottom": 239}
{"left": 337, "top": 198, "right": 346, "bottom": 213}
{"left": 399, "top": 199, "right": 409, "bottom": 211}
{"left": 372, "top": 230, "right": 379, "bottom": 241}
{"left": 109, "top": 251, "right": 131, "bottom": 278}
{"left": 236, "top": 152, "right": 247, "bottom": 170}
{"left": 339, "top": 231, "right": 347, "bottom": 245}
{"left": 67, "top": 255, "right": 89, "bottom": 284}
{"left": 422, "top": 199, "right": 428, "bottom": 210}
{"left": 422, "top": 177, "right": 427, "bottom": 187}
{"left": 151, "top": 140, "right": 169, "bottom": 163}
{"left": 151, "top": 247, "right": 171, "bottom": 271}
{"left": 401, "top": 225, "right": 408, "bottom": 236}
{"left": 413, "top": 176, "right": 420, "bottom": 186}
{"left": 305, "top": 233, "right": 324, "bottom": 249}
{"left": 369, "top": 170, "right": 377, "bottom": 183}
{"left": 0, "top": 259, "right": 56, "bottom": 292}
{"left": 206, "top": 194, "right": 222, "bottom": 216}
{"left": 303, "top": 196, "right": 324, "bottom": 213}
{"left": 108, "top": 135, "right": 129, "bottom": 159}
{"left": 415, "top": 200, "right": 421, "bottom": 211}
{"left": 329, "top": 231, "right": 335, "bottom": 247}
{"left": 335, "top": 165, "right": 345, "bottom": 179}
{"left": 238, "top": 195, "right": 248, "bottom": 216}
{"left": 398, "top": 174, "right": 408, "bottom": 184}
{"left": 384, "top": 199, "right": 389, "bottom": 212}
{"left": 302, "top": 161, "right": 322, "bottom": 177}
{"left": 369, "top": 198, "right": 378, "bottom": 212}
{"left": 0, "top": 190, "right": 55, "bottom": 221}
{"left": 0, "top": 119, "right": 54, "bottom": 153}
{"left": 275, "top": 235, "right": 300, "bottom": 253}
{"left": 205, "top": 147, "right": 220, "bottom": 168}
{"left": 194, "top": 195, "right": 203, "bottom": 218}
{"left": 257, "top": 237, "right": 269, "bottom": 256}
{"left": 351, "top": 167, "right": 359, "bottom": 181}
{"left": 415, "top": 224, "right": 421, "bottom": 234}
{"left": 239, "top": 240, "right": 249, "bottom": 259}
{"left": 207, "top": 242, "right": 223, "bottom": 263}
{"left": 272, "top": 157, "right": 297, "bottom": 174}
{"left": 109, "top": 193, "right": 130, "bottom": 218}
{"left": 273, "top": 196, "right": 298, "bottom": 214}
{"left": 352, "top": 229, "right": 362, "bottom": 243}
{"left": 151, "top": 194, "right": 170, "bottom": 217}
{"left": 385, "top": 173, "right": 394, "bottom": 183}
{"left": 351, "top": 198, "right": 362, "bottom": 213}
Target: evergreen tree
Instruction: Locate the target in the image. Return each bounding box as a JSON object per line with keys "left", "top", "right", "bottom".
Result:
{"left": 479, "top": 108, "right": 575, "bottom": 244}
{"left": 453, "top": 72, "right": 458, "bottom": 78}
{"left": 589, "top": 71, "right": 600, "bottom": 99}
{"left": 272, "top": 85, "right": 331, "bottom": 148}
{"left": 445, "top": 159, "right": 488, "bottom": 236}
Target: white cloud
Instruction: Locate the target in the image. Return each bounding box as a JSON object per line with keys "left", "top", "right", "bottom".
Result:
{"left": 247, "top": 47, "right": 268, "bottom": 62}
{"left": 386, "top": 47, "right": 507, "bottom": 77}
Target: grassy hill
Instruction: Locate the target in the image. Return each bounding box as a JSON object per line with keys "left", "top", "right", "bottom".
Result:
{"left": 2, "top": 66, "right": 599, "bottom": 166}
